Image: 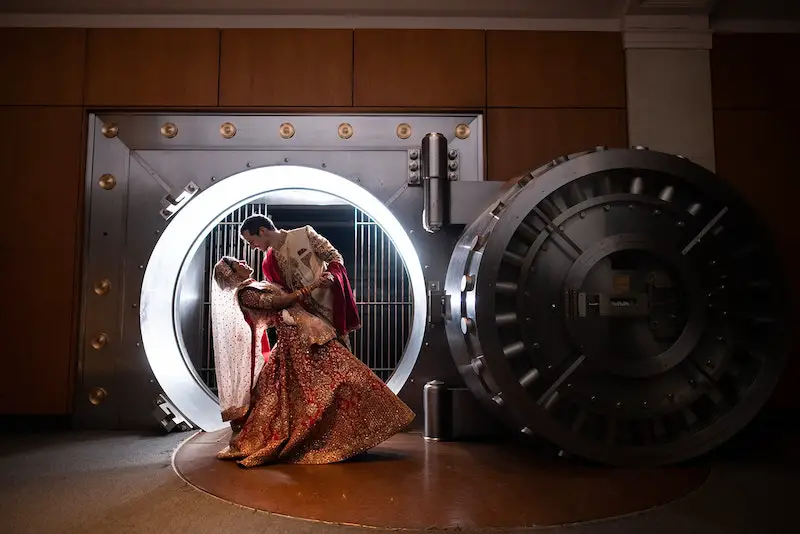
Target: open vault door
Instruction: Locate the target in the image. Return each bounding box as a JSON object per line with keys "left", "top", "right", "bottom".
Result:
{"left": 442, "top": 147, "right": 790, "bottom": 466}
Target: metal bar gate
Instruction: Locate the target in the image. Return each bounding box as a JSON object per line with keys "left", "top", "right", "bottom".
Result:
{"left": 199, "top": 203, "right": 413, "bottom": 392}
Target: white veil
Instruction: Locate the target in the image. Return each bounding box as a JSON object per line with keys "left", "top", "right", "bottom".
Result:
{"left": 210, "top": 262, "right": 266, "bottom": 422}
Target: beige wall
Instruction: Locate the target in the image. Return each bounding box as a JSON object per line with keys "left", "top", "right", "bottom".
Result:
{"left": 626, "top": 48, "right": 716, "bottom": 170}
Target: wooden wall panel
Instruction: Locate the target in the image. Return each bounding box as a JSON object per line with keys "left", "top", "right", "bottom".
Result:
{"left": 0, "top": 106, "right": 84, "bottom": 414}
{"left": 353, "top": 29, "right": 486, "bottom": 108}
{"left": 713, "top": 110, "right": 799, "bottom": 246}
{"left": 85, "top": 29, "right": 220, "bottom": 107}
{"left": 487, "top": 31, "right": 626, "bottom": 108}
{"left": 711, "top": 34, "right": 800, "bottom": 110}
{"left": 714, "top": 109, "right": 800, "bottom": 408}
{"left": 487, "top": 108, "right": 628, "bottom": 181}
{"left": 219, "top": 29, "right": 353, "bottom": 107}
{"left": 711, "top": 33, "right": 800, "bottom": 410}
{"left": 0, "top": 28, "right": 86, "bottom": 105}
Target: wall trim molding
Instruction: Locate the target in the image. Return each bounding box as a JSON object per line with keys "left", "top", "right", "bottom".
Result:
{"left": 622, "top": 13, "right": 713, "bottom": 50}
{"left": 712, "top": 19, "right": 800, "bottom": 34}
{"left": 625, "top": 14, "right": 710, "bottom": 31}
{"left": 1, "top": 13, "right": 797, "bottom": 33}
{"left": 0, "top": 14, "right": 621, "bottom": 31}
{"left": 623, "top": 30, "right": 713, "bottom": 49}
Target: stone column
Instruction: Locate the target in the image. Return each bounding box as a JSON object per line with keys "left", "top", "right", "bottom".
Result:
{"left": 623, "top": 15, "right": 716, "bottom": 171}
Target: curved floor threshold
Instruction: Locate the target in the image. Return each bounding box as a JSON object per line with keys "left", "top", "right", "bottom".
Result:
{"left": 172, "top": 429, "right": 710, "bottom": 530}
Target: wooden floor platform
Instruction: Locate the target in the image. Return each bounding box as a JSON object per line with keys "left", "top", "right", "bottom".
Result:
{"left": 172, "top": 429, "right": 709, "bottom": 529}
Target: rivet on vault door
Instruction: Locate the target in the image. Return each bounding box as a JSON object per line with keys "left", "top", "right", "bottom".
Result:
{"left": 93, "top": 279, "right": 111, "bottom": 295}
{"left": 89, "top": 387, "right": 107, "bottom": 405}
{"left": 338, "top": 122, "right": 353, "bottom": 139}
{"left": 397, "top": 123, "right": 412, "bottom": 140}
{"left": 279, "top": 122, "right": 295, "bottom": 139}
{"left": 91, "top": 333, "right": 109, "bottom": 350}
{"left": 101, "top": 122, "right": 118, "bottom": 138}
{"left": 160, "top": 122, "right": 179, "bottom": 139}
{"left": 220, "top": 122, "right": 237, "bottom": 139}
{"left": 98, "top": 174, "right": 116, "bottom": 190}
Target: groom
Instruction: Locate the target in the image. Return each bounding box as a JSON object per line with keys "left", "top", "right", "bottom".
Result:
{"left": 239, "top": 214, "right": 360, "bottom": 349}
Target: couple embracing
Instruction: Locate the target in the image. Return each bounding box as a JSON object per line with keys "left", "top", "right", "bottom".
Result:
{"left": 211, "top": 214, "right": 414, "bottom": 468}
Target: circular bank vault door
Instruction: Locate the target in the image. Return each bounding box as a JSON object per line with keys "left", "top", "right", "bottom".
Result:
{"left": 446, "top": 147, "right": 790, "bottom": 466}
{"left": 141, "top": 166, "right": 426, "bottom": 432}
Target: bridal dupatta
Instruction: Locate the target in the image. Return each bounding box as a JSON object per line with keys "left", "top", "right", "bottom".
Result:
{"left": 210, "top": 277, "right": 267, "bottom": 422}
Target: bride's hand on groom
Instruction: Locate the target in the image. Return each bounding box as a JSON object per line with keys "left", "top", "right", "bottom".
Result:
{"left": 316, "top": 272, "right": 334, "bottom": 288}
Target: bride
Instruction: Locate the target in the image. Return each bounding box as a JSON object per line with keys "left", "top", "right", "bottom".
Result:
{"left": 211, "top": 256, "right": 415, "bottom": 467}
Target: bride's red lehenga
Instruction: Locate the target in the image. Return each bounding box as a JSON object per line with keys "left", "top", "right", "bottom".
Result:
{"left": 214, "top": 279, "right": 415, "bottom": 468}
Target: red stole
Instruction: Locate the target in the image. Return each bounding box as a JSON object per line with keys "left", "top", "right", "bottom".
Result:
{"left": 262, "top": 247, "right": 361, "bottom": 335}
{"left": 262, "top": 248, "right": 285, "bottom": 289}
{"left": 327, "top": 262, "right": 361, "bottom": 334}
{"left": 254, "top": 249, "right": 288, "bottom": 362}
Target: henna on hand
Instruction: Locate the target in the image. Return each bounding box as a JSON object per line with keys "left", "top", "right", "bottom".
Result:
{"left": 317, "top": 272, "right": 334, "bottom": 288}
{"left": 297, "top": 280, "right": 322, "bottom": 299}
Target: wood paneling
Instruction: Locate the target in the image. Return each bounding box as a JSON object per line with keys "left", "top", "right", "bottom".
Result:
{"left": 219, "top": 29, "right": 353, "bottom": 107}
{"left": 353, "top": 29, "right": 485, "bottom": 108}
{"left": 713, "top": 109, "right": 800, "bottom": 409}
{"left": 487, "top": 31, "right": 626, "bottom": 109}
{"left": 487, "top": 108, "right": 628, "bottom": 181}
{"left": 711, "top": 34, "right": 800, "bottom": 110}
{"left": 711, "top": 32, "right": 800, "bottom": 410}
{"left": 713, "top": 110, "right": 800, "bottom": 245}
{"left": 85, "top": 29, "right": 220, "bottom": 107}
{"left": 0, "top": 106, "right": 84, "bottom": 414}
{"left": 0, "top": 28, "right": 86, "bottom": 105}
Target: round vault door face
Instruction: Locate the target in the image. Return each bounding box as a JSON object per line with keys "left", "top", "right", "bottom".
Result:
{"left": 140, "top": 165, "right": 426, "bottom": 432}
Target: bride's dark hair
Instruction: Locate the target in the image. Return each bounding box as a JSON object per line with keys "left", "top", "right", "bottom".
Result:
{"left": 213, "top": 256, "right": 243, "bottom": 289}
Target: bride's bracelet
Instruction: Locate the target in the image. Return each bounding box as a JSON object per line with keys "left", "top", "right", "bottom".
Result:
{"left": 294, "top": 287, "right": 312, "bottom": 301}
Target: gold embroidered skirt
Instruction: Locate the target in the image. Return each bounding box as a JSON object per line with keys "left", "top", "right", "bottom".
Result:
{"left": 217, "top": 336, "right": 415, "bottom": 468}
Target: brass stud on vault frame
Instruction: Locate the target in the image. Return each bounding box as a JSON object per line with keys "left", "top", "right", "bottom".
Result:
{"left": 91, "top": 333, "right": 109, "bottom": 350}
{"left": 98, "top": 174, "right": 116, "bottom": 190}
{"left": 338, "top": 122, "right": 353, "bottom": 139}
{"left": 93, "top": 279, "right": 111, "bottom": 295}
{"left": 89, "top": 387, "right": 107, "bottom": 405}
{"left": 101, "top": 122, "right": 118, "bottom": 139}
{"left": 160, "top": 122, "right": 178, "bottom": 139}
{"left": 455, "top": 123, "right": 471, "bottom": 140}
{"left": 220, "top": 122, "right": 237, "bottom": 139}
{"left": 279, "top": 122, "right": 295, "bottom": 139}
{"left": 396, "top": 123, "right": 412, "bottom": 140}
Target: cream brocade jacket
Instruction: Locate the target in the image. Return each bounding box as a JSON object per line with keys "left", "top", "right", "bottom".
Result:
{"left": 271, "top": 225, "right": 343, "bottom": 326}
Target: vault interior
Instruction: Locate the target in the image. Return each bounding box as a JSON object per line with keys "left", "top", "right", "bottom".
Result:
{"left": 177, "top": 190, "right": 414, "bottom": 396}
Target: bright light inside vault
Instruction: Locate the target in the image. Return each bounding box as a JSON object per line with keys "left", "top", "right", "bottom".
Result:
{"left": 140, "top": 165, "right": 425, "bottom": 432}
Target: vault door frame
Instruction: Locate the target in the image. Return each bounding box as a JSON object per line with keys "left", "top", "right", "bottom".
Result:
{"left": 74, "top": 112, "right": 485, "bottom": 430}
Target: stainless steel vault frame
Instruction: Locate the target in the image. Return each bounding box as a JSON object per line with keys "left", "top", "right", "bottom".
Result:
{"left": 75, "top": 113, "right": 503, "bottom": 431}
{"left": 76, "top": 113, "right": 791, "bottom": 467}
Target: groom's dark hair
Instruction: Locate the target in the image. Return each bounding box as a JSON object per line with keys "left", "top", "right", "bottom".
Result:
{"left": 240, "top": 213, "right": 276, "bottom": 236}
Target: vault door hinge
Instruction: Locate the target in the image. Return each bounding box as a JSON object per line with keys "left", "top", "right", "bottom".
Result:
{"left": 160, "top": 182, "right": 200, "bottom": 220}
